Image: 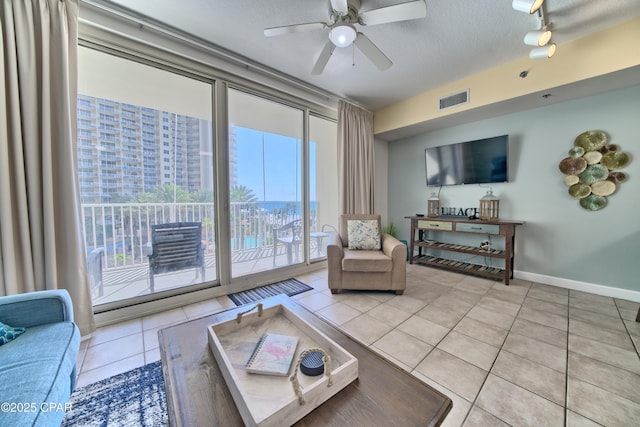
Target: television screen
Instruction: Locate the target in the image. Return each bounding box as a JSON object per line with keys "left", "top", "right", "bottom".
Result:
{"left": 425, "top": 135, "right": 508, "bottom": 186}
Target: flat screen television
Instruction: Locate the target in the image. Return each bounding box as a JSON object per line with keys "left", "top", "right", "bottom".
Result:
{"left": 425, "top": 135, "right": 508, "bottom": 186}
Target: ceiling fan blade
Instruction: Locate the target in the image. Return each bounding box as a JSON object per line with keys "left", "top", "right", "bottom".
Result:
{"left": 264, "top": 22, "right": 326, "bottom": 37}
{"left": 311, "top": 41, "right": 335, "bottom": 75}
{"left": 354, "top": 33, "right": 392, "bottom": 71}
{"left": 359, "top": 0, "right": 427, "bottom": 26}
{"left": 330, "top": 0, "right": 349, "bottom": 15}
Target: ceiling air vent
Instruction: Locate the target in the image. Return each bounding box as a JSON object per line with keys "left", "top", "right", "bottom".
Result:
{"left": 439, "top": 89, "right": 469, "bottom": 110}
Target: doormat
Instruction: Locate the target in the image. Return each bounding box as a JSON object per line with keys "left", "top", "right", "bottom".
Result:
{"left": 62, "top": 361, "right": 166, "bottom": 427}
{"left": 228, "top": 278, "right": 313, "bottom": 306}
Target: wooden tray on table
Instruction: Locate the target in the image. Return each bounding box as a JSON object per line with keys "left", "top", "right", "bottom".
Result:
{"left": 207, "top": 301, "right": 358, "bottom": 427}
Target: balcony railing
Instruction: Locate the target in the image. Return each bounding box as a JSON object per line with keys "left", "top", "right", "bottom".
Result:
{"left": 82, "top": 201, "right": 316, "bottom": 269}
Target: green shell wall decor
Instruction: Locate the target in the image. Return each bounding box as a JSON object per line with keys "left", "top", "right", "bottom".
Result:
{"left": 559, "top": 130, "right": 631, "bottom": 211}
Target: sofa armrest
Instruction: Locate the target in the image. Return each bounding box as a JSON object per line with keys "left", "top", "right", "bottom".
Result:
{"left": 0, "top": 289, "right": 74, "bottom": 328}
{"left": 381, "top": 233, "right": 406, "bottom": 260}
{"left": 327, "top": 232, "right": 344, "bottom": 260}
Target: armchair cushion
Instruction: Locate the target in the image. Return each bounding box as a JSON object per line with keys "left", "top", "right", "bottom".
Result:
{"left": 342, "top": 249, "right": 392, "bottom": 272}
{"left": 347, "top": 219, "right": 380, "bottom": 250}
{"left": 0, "top": 321, "right": 26, "bottom": 345}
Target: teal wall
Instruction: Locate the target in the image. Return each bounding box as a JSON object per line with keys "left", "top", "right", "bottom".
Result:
{"left": 387, "top": 85, "right": 640, "bottom": 292}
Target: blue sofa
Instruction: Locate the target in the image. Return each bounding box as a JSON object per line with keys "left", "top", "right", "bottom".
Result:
{"left": 0, "top": 290, "right": 81, "bottom": 426}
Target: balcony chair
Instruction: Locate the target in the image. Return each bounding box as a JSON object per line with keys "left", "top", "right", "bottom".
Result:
{"left": 148, "top": 222, "right": 205, "bottom": 292}
{"left": 272, "top": 219, "right": 303, "bottom": 266}
{"left": 327, "top": 214, "right": 406, "bottom": 295}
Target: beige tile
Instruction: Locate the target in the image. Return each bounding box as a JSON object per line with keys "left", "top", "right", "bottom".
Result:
{"left": 565, "top": 410, "right": 602, "bottom": 427}
{"left": 90, "top": 318, "right": 143, "bottom": 346}
{"left": 453, "top": 276, "right": 494, "bottom": 295}
{"left": 414, "top": 349, "right": 488, "bottom": 402}
{"left": 143, "top": 327, "right": 161, "bottom": 351}
{"left": 568, "top": 351, "right": 640, "bottom": 405}
{"left": 397, "top": 314, "right": 450, "bottom": 346}
{"left": 568, "top": 334, "right": 640, "bottom": 375}
{"left": 567, "top": 377, "right": 640, "bottom": 427}
{"left": 530, "top": 283, "right": 568, "bottom": 296}
{"left": 144, "top": 347, "right": 161, "bottom": 364}
{"left": 570, "top": 290, "right": 615, "bottom": 305}
{"left": 624, "top": 318, "right": 640, "bottom": 338}
{"left": 413, "top": 371, "right": 473, "bottom": 427}
{"left": 368, "top": 345, "right": 413, "bottom": 372}
{"left": 618, "top": 306, "right": 640, "bottom": 322}
{"left": 141, "top": 307, "right": 188, "bottom": 330}
{"left": 477, "top": 295, "right": 521, "bottom": 317}
{"left": 454, "top": 316, "right": 509, "bottom": 348}
{"left": 476, "top": 374, "right": 564, "bottom": 427}
{"left": 492, "top": 350, "right": 566, "bottom": 405}
{"left": 569, "top": 318, "right": 635, "bottom": 350}
{"left": 569, "top": 296, "right": 620, "bottom": 318}
{"left": 367, "top": 302, "right": 412, "bottom": 327}
{"left": 465, "top": 306, "right": 515, "bottom": 330}
{"left": 296, "top": 291, "right": 338, "bottom": 311}
{"left": 315, "top": 302, "right": 361, "bottom": 326}
{"left": 437, "top": 331, "right": 500, "bottom": 371}
{"left": 76, "top": 353, "right": 145, "bottom": 388}
{"left": 373, "top": 329, "right": 433, "bottom": 369}
{"left": 528, "top": 288, "right": 568, "bottom": 305}
{"left": 82, "top": 333, "right": 144, "bottom": 372}
{"left": 569, "top": 307, "right": 626, "bottom": 332}
{"left": 182, "top": 298, "right": 225, "bottom": 319}
{"left": 464, "top": 405, "right": 510, "bottom": 427}
{"left": 522, "top": 296, "right": 568, "bottom": 316}
{"left": 517, "top": 306, "right": 568, "bottom": 331}
{"left": 340, "top": 313, "right": 393, "bottom": 345}
{"left": 510, "top": 318, "right": 567, "bottom": 349}
{"left": 416, "top": 303, "right": 467, "bottom": 328}
{"left": 384, "top": 294, "right": 428, "bottom": 314}
{"left": 339, "top": 293, "right": 382, "bottom": 312}
{"left": 502, "top": 332, "right": 567, "bottom": 373}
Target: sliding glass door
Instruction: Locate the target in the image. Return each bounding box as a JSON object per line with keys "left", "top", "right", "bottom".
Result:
{"left": 78, "top": 46, "right": 215, "bottom": 307}
{"left": 227, "top": 89, "right": 304, "bottom": 278}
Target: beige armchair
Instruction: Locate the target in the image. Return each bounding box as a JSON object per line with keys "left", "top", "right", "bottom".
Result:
{"left": 327, "top": 214, "right": 406, "bottom": 295}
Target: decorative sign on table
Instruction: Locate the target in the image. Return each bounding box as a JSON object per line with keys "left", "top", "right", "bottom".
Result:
{"left": 558, "top": 130, "right": 630, "bottom": 211}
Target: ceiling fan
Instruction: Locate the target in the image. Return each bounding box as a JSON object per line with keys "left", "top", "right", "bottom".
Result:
{"left": 264, "top": 0, "right": 427, "bottom": 75}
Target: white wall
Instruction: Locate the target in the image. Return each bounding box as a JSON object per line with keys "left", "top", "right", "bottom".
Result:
{"left": 386, "top": 85, "right": 640, "bottom": 295}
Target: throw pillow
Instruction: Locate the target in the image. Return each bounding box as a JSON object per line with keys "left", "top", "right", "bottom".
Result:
{"left": 347, "top": 219, "right": 380, "bottom": 250}
{"left": 0, "top": 321, "right": 26, "bottom": 346}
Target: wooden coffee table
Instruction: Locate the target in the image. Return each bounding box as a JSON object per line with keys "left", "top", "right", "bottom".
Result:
{"left": 159, "top": 294, "right": 452, "bottom": 426}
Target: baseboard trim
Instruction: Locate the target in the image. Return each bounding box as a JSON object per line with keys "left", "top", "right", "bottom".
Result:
{"left": 515, "top": 271, "right": 640, "bottom": 302}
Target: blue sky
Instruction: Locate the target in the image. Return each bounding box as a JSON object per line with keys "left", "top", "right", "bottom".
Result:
{"left": 234, "top": 127, "right": 316, "bottom": 201}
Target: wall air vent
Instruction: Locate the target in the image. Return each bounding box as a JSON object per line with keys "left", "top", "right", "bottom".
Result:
{"left": 439, "top": 89, "right": 469, "bottom": 110}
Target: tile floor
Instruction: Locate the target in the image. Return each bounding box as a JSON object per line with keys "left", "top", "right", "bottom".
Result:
{"left": 76, "top": 264, "right": 640, "bottom": 426}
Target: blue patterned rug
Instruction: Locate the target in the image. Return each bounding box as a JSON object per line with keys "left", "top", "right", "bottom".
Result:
{"left": 62, "top": 361, "right": 166, "bottom": 426}
{"left": 228, "top": 278, "right": 313, "bottom": 306}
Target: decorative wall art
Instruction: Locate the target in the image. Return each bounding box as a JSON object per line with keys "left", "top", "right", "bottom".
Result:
{"left": 559, "top": 130, "right": 630, "bottom": 211}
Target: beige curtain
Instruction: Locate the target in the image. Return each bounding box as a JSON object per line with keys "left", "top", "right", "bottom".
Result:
{"left": 337, "top": 100, "right": 375, "bottom": 214}
{"left": 0, "top": 0, "right": 95, "bottom": 335}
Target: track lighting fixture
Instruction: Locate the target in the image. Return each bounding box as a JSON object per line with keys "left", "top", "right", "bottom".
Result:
{"left": 530, "top": 43, "right": 556, "bottom": 59}
{"left": 512, "top": 0, "right": 545, "bottom": 14}
{"left": 524, "top": 29, "right": 552, "bottom": 46}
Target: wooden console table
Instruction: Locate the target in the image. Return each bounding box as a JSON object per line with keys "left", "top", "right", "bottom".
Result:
{"left": 159, "top": 294, "right": 452, "bottom": 426}
{"left": 405, "top": 216, "right": 524, "bottom": 285}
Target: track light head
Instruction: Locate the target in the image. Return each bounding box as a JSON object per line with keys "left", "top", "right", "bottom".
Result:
{"left": 524, "top": 30, "right": 552, "bottom": 46}
{"left": 530, "top": 43, "right": 556, "bottom": 59}
{"left": 512, "top": 0, "right": 545, "bottom": 14}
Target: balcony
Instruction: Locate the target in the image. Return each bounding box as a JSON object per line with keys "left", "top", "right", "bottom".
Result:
{"left": 84, "top": 201, "right": 327, "bottom": 306}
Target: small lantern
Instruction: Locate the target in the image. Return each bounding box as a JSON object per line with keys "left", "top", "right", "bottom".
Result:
{"left": 427, "top": 192, "right": 440, "bottom": 218}
{"left": 479, "top": 190, "right": 500, "bottom": 221}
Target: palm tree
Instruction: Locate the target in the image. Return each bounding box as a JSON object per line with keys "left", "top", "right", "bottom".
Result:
{"left": 230, "top": 185, "right": 258, "bottom": 203}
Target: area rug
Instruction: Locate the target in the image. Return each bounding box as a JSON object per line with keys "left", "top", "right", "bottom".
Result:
{"left": 228, "top": 278, "right": 313, "bottom": 306}
{"left": 62, "top": 361, "right": 167, "bottom": 427}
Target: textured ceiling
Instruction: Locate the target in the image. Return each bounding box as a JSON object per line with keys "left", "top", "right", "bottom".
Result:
{"left": 96, "top": 0, "right": 640, "bottom": 111}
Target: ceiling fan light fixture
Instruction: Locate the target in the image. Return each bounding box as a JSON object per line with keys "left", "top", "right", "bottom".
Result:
{"left": 524, "top": 29, "right": 551, "bottom": 46}
{"left": 329, "top": 23, "right": 357, "bottom": 47}
{"left": 512, "top": 0, "right": 545, "bottom": 14}
{"left": 530, "top": 43, "right": 556, "bottom": 59}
